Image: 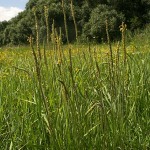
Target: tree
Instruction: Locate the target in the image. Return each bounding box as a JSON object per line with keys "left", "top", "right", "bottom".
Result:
{"left": 0, "top": 21, "right": 9, "bottom": 46}
{"left": 108, "top": 0, "right": 150, "bottom": 29}
{"left": 0, "top": 0, "right": 149, "bottom": 45}
{"left": 82, "top": 5, "right": 124, "bottom": 42}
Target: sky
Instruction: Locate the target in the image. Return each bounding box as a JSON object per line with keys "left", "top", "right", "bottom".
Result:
{"left": 0, "top": 0, "right": 29, "bottom": 21}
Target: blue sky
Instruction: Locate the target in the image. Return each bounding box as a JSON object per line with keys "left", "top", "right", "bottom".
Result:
{"left": 0, "top": 0, "right": 29, "bottom": 21}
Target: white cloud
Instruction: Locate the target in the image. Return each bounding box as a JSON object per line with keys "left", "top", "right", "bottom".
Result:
{"left": 0, "top": 6, "right": 23, "bottom": 22}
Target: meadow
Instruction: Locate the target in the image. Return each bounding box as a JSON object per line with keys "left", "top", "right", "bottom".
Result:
{"left": 0, "top": 25, "right": 150, "bottom": 149}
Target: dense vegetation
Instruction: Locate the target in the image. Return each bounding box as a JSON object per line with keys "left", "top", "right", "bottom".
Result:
{"left": 0, "top": 0, "right": 150, "bottom": 45}
{"left": 0, "top": 0, "right": 150, "bottom": 149}
{"left": 0, "top": 23, "right": 150, "bottom": 149}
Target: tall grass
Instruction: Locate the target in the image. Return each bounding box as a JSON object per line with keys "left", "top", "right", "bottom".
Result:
{"left": 0, "top": 7, "right": 150, "bottom": 149}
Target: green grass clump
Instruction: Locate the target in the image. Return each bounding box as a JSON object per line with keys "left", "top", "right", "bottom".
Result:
{"left": 0, "top": 25, "right": 150, "bottom": 149}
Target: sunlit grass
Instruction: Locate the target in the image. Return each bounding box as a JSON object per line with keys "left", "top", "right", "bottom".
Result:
{"left": 0, "top": 26, "right": 150, "bottom": 149}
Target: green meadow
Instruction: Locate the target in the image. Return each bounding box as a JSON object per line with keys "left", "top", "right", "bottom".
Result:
{"left": 0, "top": 24, "right": 150, "bottom": 149}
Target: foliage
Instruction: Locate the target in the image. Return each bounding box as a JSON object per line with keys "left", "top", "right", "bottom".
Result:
{"left": 108, "top": 0, "right": 150, "bottom": 29}
{"left": 0, "top": 0, "right": 150, "bottom": 45}
{"left": 82, "top": 5, "right": 124, "bottom": 42}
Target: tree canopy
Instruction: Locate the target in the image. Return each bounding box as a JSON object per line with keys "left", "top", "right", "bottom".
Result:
{"left": 0, "top": 0, "right": 149, "bottom": 46}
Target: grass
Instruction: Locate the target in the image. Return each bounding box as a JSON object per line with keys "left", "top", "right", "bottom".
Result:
{"left": 0, "top": 26, "right": 150, "bottom": 149}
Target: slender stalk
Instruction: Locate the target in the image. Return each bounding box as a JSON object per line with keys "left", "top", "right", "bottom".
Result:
{"left": 105, "top": 20, "right": 115, "bottom": 97}
{"left": 33, "top": 7, "right": 42, "bottom": 60}
{"left": 120, "top": 22, "right": 127, "bottom": 65}
{"left": 115, "top": 41, "right": 120, "bottom": 84}
{"left": 43, "top": 41, "right": 48, "bottom": 70}
{"left": 51, "top": 20, "right": 56, "bottom": 51}
{"left": 70, "top": 0, "right": 78, "bottom": 42}
{"left": 105, "top": 20, "right": 113, "bottom": 71}
{"left": 29, "top": 21, "right": 51, "bottom": 133}
{"left": 44, "top": 6, "right": 50, "bottom": 49}
{"left": 61, "top": 0, "right": 69, "bottom": 44}
{"left": 58, "top": 27, "right": 63, "bottom": 62}
{"left": 68, "top": 48, "right": 74, "bottom": 86}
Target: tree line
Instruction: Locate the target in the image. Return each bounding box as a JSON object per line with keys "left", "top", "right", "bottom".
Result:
{"left": 0, "top": 0, "right": 150, "bottom": 46}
